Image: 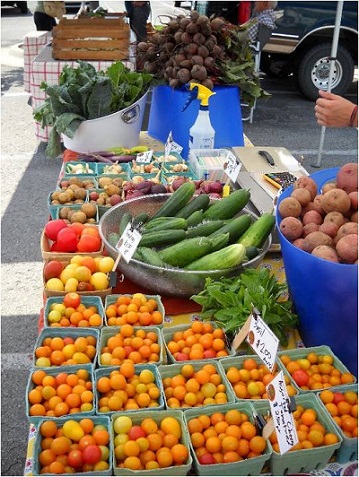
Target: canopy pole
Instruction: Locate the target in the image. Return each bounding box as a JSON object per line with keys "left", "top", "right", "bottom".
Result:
{"left": 312, "top": 0, "right": 344, "bottom": 168}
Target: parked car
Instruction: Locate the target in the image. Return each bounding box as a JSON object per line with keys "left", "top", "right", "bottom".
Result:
{"left": 1, "top": 1, "right": 28, "bottom": 14}
{"left": 261, "top": 1, "right": 358, "bottom": 100}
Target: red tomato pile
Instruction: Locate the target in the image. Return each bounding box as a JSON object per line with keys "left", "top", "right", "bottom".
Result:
{"left": 44, "top": 220, "right": 102, "bottom": 253}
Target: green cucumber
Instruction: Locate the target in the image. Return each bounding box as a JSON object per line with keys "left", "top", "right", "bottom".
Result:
{"left": 245, "top": 246, "right": 260, "bottom": 260}
{"left": 175, "top": 194, "right": 210, "bottom": 218}
{"left": 143, "top": 217, "right": 187, "bottom": 233}
{"left": 139, "top": 229, "right": 186, "bottom": 248}
{"left": 203, "top": 189, "right": 250, "bottom": 220}
{"left": 119, "top": 212, "right": 132, "bottom": 236}
{"left": 151, "top": 182, "right": 196, "bottom": 219}
{"left": 186, "top": 220, "right": 224, "bottom": 238}
{"left": 184, "top": 244, "right": 247, "bottom": 271}
{"left": 158, "top": 236, "right": 213, "bottom": 268}
{"left": 237, "top": 213, "right": 275, "bottom": 248}
{"left": 108, "top": 232, "right": 120, "bottom": 248}
{"left": 137, "top": 247, "right": 166, "bottom": 267}
{"left": 132, "top": 212, "right": 149, "bottom": 229}
{"left": 210, "top": 233, "right": 230, "bottom": 252}
{"left": 210, "top": 214, "right": 252, "bottom": 243}
{"left": 186, "top": 209, "right": 204, "bottom": 227}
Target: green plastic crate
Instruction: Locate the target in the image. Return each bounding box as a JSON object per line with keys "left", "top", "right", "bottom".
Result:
{"left": 32, "top": 414, "right": 113, "bottom": 476}
{"left": 54, "top": 203, "right": 99, "bottom": 224}
{"left": 58, "top": 173, "right": 98, "bottom": 190}
{"left": 104, "top": 294, "right": 165, "bottom": 328}
{"left": 63, "top": 162, "right": 98, "bottom": 176}
{"left": 278, "top": 345, "right": 357, "bottom": 393}
{"left": 96, "top": 163, "right": 130, "bottom": 177}
{"left": 26, "top": 363, "right": 95, "bottom": 424}
{"left": 218, "top": 354, "right": 298, "bottom": 402}
{"left": 98, "top": 326, "right": 166, "bottom": 367}
{"left": 158, "top": 359, "right": 235, "bottom": 410}
{"left": 316, "top": 383, "right": 358, "bottom": 463}
{"left": 160, "top": 322, "right": 234, "bottom": 364}
{"left": 43, "top": 295, "right": 105, "bottom": 328}
{"left": 110, "top": 409, "right": 192, "bottom": 476}
{"left": 94, "top": 363, "right": 165, "bottom": 416}
{"left": 33, "top": 327, "right": 99, "bottom": 367}
{"left": 253, "top": 393, "right": 342, "bottom": 475}
{"left": 183, "top": 402, "right": 272, "bottom": 476}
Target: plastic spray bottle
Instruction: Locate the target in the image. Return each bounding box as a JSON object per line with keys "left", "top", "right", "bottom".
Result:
{"left": 182, "top": 83, "right": 216, "bottom": 156}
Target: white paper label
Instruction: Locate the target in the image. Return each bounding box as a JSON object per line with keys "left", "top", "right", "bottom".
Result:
{"left": 246, "top": 314, "right": 279, "bottom": 372}
{"left": 136, "top": 150, "right": 153, "bottom": 163}
{"left": 267, "top": 371, "right": 298, "bottom": 455}
{"left": 165, "top": 131, "right": 183, "bottom": 157}
{"left": 224, "top": 152, "right": 241, "bottom": 182}
{"left": 116, "top": 223, "right": 142, "bottom": 263}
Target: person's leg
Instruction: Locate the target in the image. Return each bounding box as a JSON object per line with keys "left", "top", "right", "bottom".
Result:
{"left": 131, "top": 4, "right": 151, "bottom": 42}
{"left": 34, "top": 11, "right": 56, "bottom": 31}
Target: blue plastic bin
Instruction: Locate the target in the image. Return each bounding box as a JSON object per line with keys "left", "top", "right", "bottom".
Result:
{"left": 148, "top": 85, "right": 244, "bottom": 158}
{"left": 276, "top": 168, "right": 358, "bottom": 376}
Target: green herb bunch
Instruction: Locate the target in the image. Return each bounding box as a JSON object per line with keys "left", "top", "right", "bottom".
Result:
{"left": 191, "top": 268, "right": 298, "bottom": 346}
{"left": 33, "top": 61, "right": 153, "bottom": 158}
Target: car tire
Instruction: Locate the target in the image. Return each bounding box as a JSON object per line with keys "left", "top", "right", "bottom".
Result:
{"left": 17, "top": 2, "right": 28, "bottom": 13}
{"left": 297, "top": 42, "right": 354, "bottom": 101}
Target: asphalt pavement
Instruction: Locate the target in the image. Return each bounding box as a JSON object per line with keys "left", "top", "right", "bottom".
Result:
{"left": 1, "top": 3, "right": 358, "bottom": 476}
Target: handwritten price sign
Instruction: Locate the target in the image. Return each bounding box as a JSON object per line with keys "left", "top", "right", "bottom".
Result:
{"left": 165, "top": 131, "right": 183, "bottom": 158}
{"left": 116, "top": 223, "right": 142, "bottom": 263}
{"left": 224, "top": 152, "right": 241, "bottom": 182}
{"left": 246, "top": 313, "right": 279, "bottom": 372}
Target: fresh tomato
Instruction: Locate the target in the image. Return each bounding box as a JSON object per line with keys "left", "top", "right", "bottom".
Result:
{"left": 63, "top": 292, "right": 81, "bottom": 309}
{"left": 291, "top": 369, "right": 310, "bottom": 387}
{"left": 56, "top": 228, "right": 78, "bottom": 252}
{"left": 68, "top": 449, "right": 84, "bottom": 468}
{"left": 44, "top": 219, "right": 68, "bottom": 241}
{"left": 77, "top": 234, "right": 101, "bottom": 253}
{"left": 82, "top": 444, "right": 102, "bottom": 465}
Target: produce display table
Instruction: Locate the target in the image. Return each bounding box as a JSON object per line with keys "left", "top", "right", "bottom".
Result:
{"left": 29, "top": 45, "right": 135, "bottom": 141}
{"left": 23, "top": 31, "right": 52, "bottom": 93}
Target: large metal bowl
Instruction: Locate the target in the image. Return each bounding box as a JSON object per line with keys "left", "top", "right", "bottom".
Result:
{"left": 99, "top": 194, "right": 271, "bottom": 297}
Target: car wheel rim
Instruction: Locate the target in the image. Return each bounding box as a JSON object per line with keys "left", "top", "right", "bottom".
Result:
{"left": 310, "top": 57, "right": 343, "bottom": 91}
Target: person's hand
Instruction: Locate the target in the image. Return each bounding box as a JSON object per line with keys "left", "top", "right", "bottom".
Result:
{"left": 314, "top": 90, "right": 358, "bottom": 128}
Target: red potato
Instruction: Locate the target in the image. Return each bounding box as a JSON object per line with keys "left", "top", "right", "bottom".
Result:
{"left": 302, "top": 210, "right": 323, "bottom": 226}
{"left": 349, "top": 191, "right": 358, "bottom": 210}
{"left": 279, "top": 217, "right": 303, "bottom": 240}
{"left": 301, "top": 196, "right": 324, "bottom": 217}
{"left": 278, "top": 197, "right": 302, "bottom": 218}
{"left": 302, "top": 231, "right": 333, "bottom": 253}
{"left": 351, "top": 211, "right": 358, "bottom": 223}
{"left": 321, "top": 188, "right": 351, "bottom": 215}
{"left": 311, "top": 245, "right": 339, "bottom": 263}
{"left": 290, "top": 188, "right": 312, "bottom": 207}
{"left": 292, "top": 238, "right": 305, "bottom": 249}
{"left": 318, "top": 221, "right": 339, "bottom": 238}
{"left": 336, "top": 162, "right": 358, "bottom": 194}
{"left": 293, "top": 176, "right": 318, "bottom": 200}
{"left": 323, "top": 211, "right": 346, "bottom": 228}
{"left": 322, "top": 182, "right": 337, "bottom": 194}
{"left": 336, "top": 234, "right": 358, "bottom": 263}
{"left": 334, "top": 222, "right": 358, "bottom": 245}
{"left": 302, "top": 223, "right": 320, "bottom": 237}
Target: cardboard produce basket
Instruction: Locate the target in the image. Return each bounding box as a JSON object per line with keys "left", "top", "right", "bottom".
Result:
{"left": 52, "top": 15, "right": 130, "bottom": 61}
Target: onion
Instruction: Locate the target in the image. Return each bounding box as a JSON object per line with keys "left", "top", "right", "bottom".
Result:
{"left": 209, "top": 181, "right": 223, "bottom": 194}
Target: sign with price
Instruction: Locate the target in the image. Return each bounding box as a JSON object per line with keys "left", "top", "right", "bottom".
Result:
{"left": 116, "top": 223, "right": 142, "bottom": 263}
{"left": 165, "top": 131, "right": 183, "bottom": 158}
{"left": 266, "top": 371, "right": 298, "bottom": 455}
{"left": 136, "top": 150, "right": 153, "bottom": 163}
{"left": 224, "top": 151, "right": 241, "bottom": 182}
{"left": 246, "top": 313, "right": 279, "bottom": 372}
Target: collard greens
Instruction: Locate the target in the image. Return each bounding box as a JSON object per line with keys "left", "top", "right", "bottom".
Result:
{"left": 33, "top": 61, "right": 152, "bottom": 158}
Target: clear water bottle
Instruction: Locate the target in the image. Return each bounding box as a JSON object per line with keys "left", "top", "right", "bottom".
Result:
{"left": 195, "top": 1, "right": 208, "bottom": 15}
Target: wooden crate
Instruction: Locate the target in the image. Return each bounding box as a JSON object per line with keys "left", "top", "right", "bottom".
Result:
{"left": 52, "top": 15, "right": 130, "bottom": 61}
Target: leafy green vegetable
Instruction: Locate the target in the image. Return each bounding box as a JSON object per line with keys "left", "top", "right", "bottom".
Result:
{"left": 33, "top": 61, "right": 153, "bottom": 158}
{"left": 191, "top": 268, "right": 298, "bottom": 346}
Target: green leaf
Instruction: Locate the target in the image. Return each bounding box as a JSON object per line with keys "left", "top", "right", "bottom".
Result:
{"left": 85, "top": 77, "right": 113, "bottom": 119}
{"left": 45, "top": 128, "right": 62, "bottom": 159}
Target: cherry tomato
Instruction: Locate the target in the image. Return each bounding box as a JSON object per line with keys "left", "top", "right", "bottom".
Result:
{"left": 63, "top": 292, "right": 81, "bottom": 309}
{"left": 292, "top": 369, "right": 310, "bottom": 387}
{"left": 68, "top": 449, "right": 84, "bottom": 468}
{"left": 82, "top": 444, "right": 102, "bottom": 465}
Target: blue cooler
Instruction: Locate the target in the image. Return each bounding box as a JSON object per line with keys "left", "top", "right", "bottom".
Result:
{"left": 276, "top": 168, "right": 358, "bottom": 376}
{"left": 148, "top": 85, "right": 244, "bottom": 158}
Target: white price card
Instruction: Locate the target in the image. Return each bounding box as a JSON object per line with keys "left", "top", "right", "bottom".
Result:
{"left": 136, "top": 150, "right": 153, "bottom": 163}
{"left": 266, "top": 371, "right": 298, "bottom": 455}
{"left": 246, "top": 313, "right": 279, "bottom": 372}
{"left": 165, "top": 131, "right": 183, "bottom": 157}
{"left": 224, "top": 151, "right": 241, "bottom": 182}
{"left": 116, "top": 223, "right": 142, "bottom": 263}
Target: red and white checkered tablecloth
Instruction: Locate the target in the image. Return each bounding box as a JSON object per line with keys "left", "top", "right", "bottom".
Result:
{"left": 23, "top": 31, "right": 53, "bottom": 93}
{"left": 30, "top": 45, "right": 135, "bottom": 141}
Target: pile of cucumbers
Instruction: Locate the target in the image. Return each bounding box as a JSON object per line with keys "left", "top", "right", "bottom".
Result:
{"left": 110, "top": 182, "right": 275, "bottom": 271}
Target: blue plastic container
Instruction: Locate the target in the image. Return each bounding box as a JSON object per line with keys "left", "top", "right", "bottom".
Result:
{"left": 276, "top": 168, "right": 358, "bottom": 376}
{"left": 148, "top": 85, "right": 244, "bottom": 158}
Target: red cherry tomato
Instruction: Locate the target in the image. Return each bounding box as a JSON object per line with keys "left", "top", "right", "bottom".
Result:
{"left": 77, "top": 234, "right": 101, "bottom": 253}
{"left": 291, "top": 369, "right": 310, "bottom": 387}
{"left": 63, "top": 292, "right": 81, "bottom": 309}
{"left": 68, "top": 449, "right": 84, "bottom": 468}
{"left": 82, "top": 444, "right": 102, "bottom": 465}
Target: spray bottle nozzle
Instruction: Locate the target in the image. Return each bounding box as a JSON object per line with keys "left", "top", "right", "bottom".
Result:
{"left": 182, "top": 83, "right": 216, "bottom": 112}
